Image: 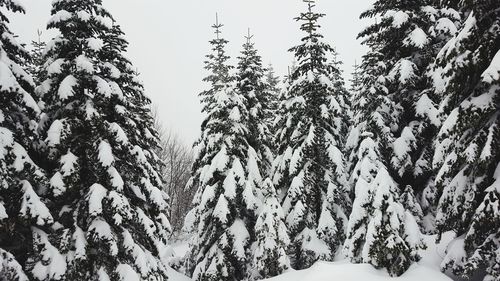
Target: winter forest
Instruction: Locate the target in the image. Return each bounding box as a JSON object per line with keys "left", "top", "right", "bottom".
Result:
{"left": 0, "top": 0, "right": 499, "bottom": 280}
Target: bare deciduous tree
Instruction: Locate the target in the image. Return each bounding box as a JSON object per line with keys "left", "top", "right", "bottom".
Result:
{"left": 153, "top": 107, "right": 195, "bottom": 234}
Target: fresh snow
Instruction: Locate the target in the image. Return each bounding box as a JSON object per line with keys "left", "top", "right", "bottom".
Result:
{"left": 391, "top": 11, "right": 409, "bottom": 28}
{"left": 404, "top": 28, "right": 428, "bottom": 48}
{"left": 262, "top": 261, "right": 451, "bottom": 281}
{"left": 98, "top": 140, "right": 114, "bottom": 167}
{"left": 167, "top": 233, "right": 456, "bottom": 281}
{"left": 58, "top": 75, "right": 77, "bottom": 100}
{"left": 481, "top": 50, "right": 500, "bottom": 83}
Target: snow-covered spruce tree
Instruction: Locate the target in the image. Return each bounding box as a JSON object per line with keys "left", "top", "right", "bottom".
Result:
{"left": 343, "top": 46, "right": 425, "bottom": 277}
{"left": 251, "top": 178, "right": 290, "bottom": 280}
{"left": 328, "top": 48, "right": 351, "bottom": 142}
{"left": 184, "top": 18, "right": 261, "bottom": 281}
{"left": 271, "top": 0, "right": 350, "bottom": 269}
{"left": 0, "top": 2, "right": 62, "bottom": 280}
{"left": 37, "top": 1, "right": 171, "bottom": 280}
{"left": 264, "top": 64, "right": 281, "bottom": 142}
{"left": 431, "top": 0, "right": 500, "bottom": 279}
{"left": 27, "top": 30, "right": 47, "bottom": 86}
{"left": 349, "top": 62, "right": 362, "bottom": 97}
{"left": 265, "top": 64, "right": 281, "bottom": 114}
{"left": 357, "top": 0, "right": 460, "bottom": 230}
{"left": 236, "top": 31, "right": 274, "bottom": 177}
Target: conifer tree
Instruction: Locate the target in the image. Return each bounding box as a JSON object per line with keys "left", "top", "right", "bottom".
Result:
{"left": 264, "top": 64, "right": 281, "bottom": 142}
{"left": 349, "top": 62, "right": 362, "bottom": 97}
{"left": 251, "top": 179, "right": 290, "bottom": 280}
{"left": 432, "top": 0, "right": 500, "bottom": 279}
{"left": 0, "top": 2, "right": 61, "bottom": 280}
{"left": 184, "top": 17, "right": 260, "bottom": 281}
{"left": 236, "top": 30, "right": 274, "bottom": 176}
{"left": 344, "top": 46, "right": 425, "bottom": 277}
{"left": 265, "top": 64, "right": 281, "bottom": 113}
{"left": 37, "top": 1, "right": 171, "bottom": 279}
{"left": 272, "top": 0, "right": 350, "bottom": 269}
{"left": 356, "top": 0, "right": 460, "bottom": 224}
{"left": 27, "top": 30, "right": 47, "bottom": 85}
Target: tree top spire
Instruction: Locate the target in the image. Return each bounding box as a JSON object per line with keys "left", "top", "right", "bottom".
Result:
{"left": 245, "top": 28, "right": 254, "bottom": 45}
{"left": 213, "top": 13, "right": 223, "bottom": 40}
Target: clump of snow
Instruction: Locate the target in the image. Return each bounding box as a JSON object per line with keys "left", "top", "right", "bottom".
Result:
{"left": 46, "top": 119, "right": 64, "bottom": 147}
{"left": 87, "top": 37, "right": 104, "bottom": 52}
{"left": 98, "top": 140, "right": 114, "bottom": 167}
{"left": 481, "top": 50, "right": 500, "bottom": 83}
{"left": 58, "top": 75, "right": 77, "bottom": 100}
{"left": 75, "top": 55, "right": 94, "bottom": 73}
{"left": 48, "top": 10, "right": 72, "bottom": 25}
{"left": 404, "top": 28, "right": 428, "bottom": 48}
{"left": 391, "top": 11, "right": 409, "bottom": 28}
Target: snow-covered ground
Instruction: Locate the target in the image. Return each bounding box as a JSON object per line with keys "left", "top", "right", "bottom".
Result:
{"left": 168, "top": 233, "right": 457, "bottom": 281}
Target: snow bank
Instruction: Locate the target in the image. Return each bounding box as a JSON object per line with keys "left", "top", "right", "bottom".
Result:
{"left": 168, "top": 234, "right": 456, "bottom": 281}
{"left": 264, "top": 261, "right": 452, "bottom": 281}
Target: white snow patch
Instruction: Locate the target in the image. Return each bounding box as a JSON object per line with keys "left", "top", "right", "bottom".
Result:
{"left": 58, "top": 75, "right": 77, "bottom": 100}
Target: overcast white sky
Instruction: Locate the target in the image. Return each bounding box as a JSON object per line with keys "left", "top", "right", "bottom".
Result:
{"left": 10, "top": 0, "right": 374, "bottom": 145}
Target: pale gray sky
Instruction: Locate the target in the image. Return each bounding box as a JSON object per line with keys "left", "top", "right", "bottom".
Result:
{"left": 10, "top": 0, "right": 373, "bottom": 145}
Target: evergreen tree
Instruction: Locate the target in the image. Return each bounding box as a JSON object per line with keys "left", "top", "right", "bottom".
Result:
{"left": 344, "top": 46, "right": 425, "bottom": 277}
{"left": 264, "top": 64, "right": 281, "bottom": 116}
{"left": 400, "top": 185, "right": 424, "bottom": 228}
{"left": 184, "top": 17, "right": 260, "bottom": 281}
{"left": 27, "top": 30, "right": 47, "bottom": 85}
{"left": 251, "top": 179, "right": 290, "bottom": 280}
{"left": 349, "top": 62, "right": 362, "bottom": 96}
{"left": 432, "top": 0, "right": 500, "bottom": 279}
{"left": 328, "top": 48, "right": 351, "bottom": 142}
{"left": 272, "top": 0, "right": 350, "bottom": 269}
{"left": 37, "top": 1, "right": 171, "bottom": 279}
{"left": 236, "top": 30, "right": 274, "bottom": 176}
{"left": 264, "top": 64, "right": 281, "bottom": 143}
{"left": 0, "top": 2, "right": 60, "bottom": 280}
{"left": 358, "top": 0, "right": 460, "bottom": 204}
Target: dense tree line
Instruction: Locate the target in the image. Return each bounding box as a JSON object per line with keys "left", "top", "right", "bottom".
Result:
{"left": 184, "top": 0, "right": 499, "bottom": 280}
{"left": 0, "top": 0, "right": 498, "bottom": 280}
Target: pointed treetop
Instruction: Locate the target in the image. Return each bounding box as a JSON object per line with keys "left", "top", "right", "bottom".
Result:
{"left": 305, "top": 0, "right": 315, "bottom": 12}
{"left": 213, "top": 13, "right": 223, "bottom": 40}
{"left": 295, "top": 0, "right": 324, "bottom": 36}
{"left": 245, "top": 28, "right": 254, "bottom": 45}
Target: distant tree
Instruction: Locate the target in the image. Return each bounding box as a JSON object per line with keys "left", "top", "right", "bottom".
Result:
{"left": 153, "top": 108, "right": 194, "bottom": 234}
{"left": 27, "top": 30, "right": 47, "bottom": 85}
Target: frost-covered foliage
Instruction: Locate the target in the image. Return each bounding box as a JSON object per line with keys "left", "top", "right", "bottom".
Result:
{"left": 236, "top": 32, "right": 274, "bottom": 177}
{"left": 37, "top": 1, "right": 171, "bottom": 279}
{"left": 344, "top": 40, "right": 424, "bottom": 277}
{"left": 432, "top": 0, "right": 500, "bottom": 279}
{"left": 344, "top": 134, "right": 425, "bottom": 277}
{"left": 272, "top": 2, "right": 351, "bottom": 270}
{"left": 251, "top": 179, "right": 290, "bottom": 280}
{"left": 356, "top": 0, "right": 461, "bottom": 235}
{"left": 184, "top": 18, "right": 261, "bottom": 281}
{"left": 0, "top": 1, "right": 59, "bottom": 279}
